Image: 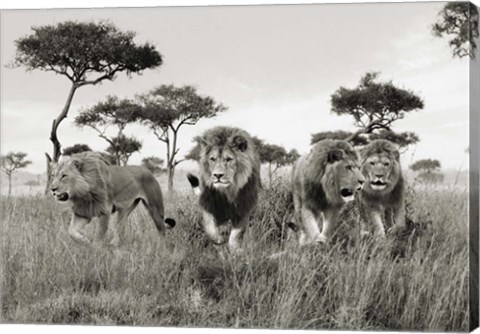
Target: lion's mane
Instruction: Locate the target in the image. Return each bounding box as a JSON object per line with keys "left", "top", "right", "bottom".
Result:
{"left": 65, "top": 151, "right": 111, "bottom": 219}
{"left": 300, "top": 139, "right": 359, "bottom": 211}
{"left": 360, "top": 139, "right": 404, "bottom": 202}
{"left": 198, "top": 126, "right": 261, "bottom": 224}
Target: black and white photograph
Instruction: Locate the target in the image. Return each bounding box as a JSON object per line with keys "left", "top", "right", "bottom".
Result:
{"left": 0, "top": 0, "right": 479, "bottom": 332}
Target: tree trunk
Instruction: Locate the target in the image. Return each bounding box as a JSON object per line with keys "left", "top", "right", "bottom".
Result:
{"left": 167, "top": 129, "right": 179, "bottom": 193}
{"left": 268, "top": 164, "right": 273, "bottom": 187}
{"left": 346, "top": 119, "right": 383, "bottom": 144}
{"left": 44, "top": 154, "right": 52, "bottom": 195}
{"left": 44, "top": 83, "right": 78, "bottom": 194}
{"left": 168, "top": 165, "right": 174, "bottom": 193}
{"left": 8, "top": 173, "right": 12, "bottom": 197}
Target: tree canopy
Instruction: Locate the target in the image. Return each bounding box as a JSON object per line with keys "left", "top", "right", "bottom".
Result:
{"left": 1, "top": 152, "right": 32, "bottom": 196}
{"left": 368, "top": 130, "right": 419, "bottom": 149}
{"left": 410, "top": 159, "right": 443, "bottom": 184}
{"left": 310, "top": 130, "right": 369, "bottom": 146}
{"left": 311, "top": 72, "right": 423, "bottom": 150}
{"left": 13, "top": 21, "right": 162, "bottom": 85}
{"left": 331, "top": 72, "right": 424, "bottom": 138}
{"left": 75, "top": 96, "right": 142, "bottom": 165}
{"left": 141, "top": 156, "right": 165, "bottom": 175}
{"left": 253, "top": 137, "right": 300, "bottom": 185}
{"left": 75, "top": 96, "right": 140, "bottom": 133}
{"left": 432, "top": 2, "right": 479, "bottom": 59}
{"left": 410, "top": 159, "right": 441, "bottom": 173}
{"left": 136, "top": 84, "right": 227, "bottom": 191}
{"left": 105, "top": 134, "right": 142, "bottom": 166}
{"left": 62, "top": 144, "right": 92, "bottom": 156}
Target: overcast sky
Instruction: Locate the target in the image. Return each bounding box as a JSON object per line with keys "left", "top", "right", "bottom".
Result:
{"left": 0, "top": 1, "right": 471, "bottom": 174}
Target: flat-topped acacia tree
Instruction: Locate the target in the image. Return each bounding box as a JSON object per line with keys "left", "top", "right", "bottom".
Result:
{"left": 137, "top": 85, "right": 227, "bottom": 192}
{"left": 255, "top": 138, "right": 300, "bottom": 186}
{"left": 1, "top": 152, "right": 32, "bottom": 197}
{"left": 331, "top": 72, "right": 424, "bottom": 142}
{"left": 75, "top": 96, "right": 142, "bottom": 165}
{"left": 312, "top": 72, "right": 423, "bottom": 152}
{"left": 12, "top": 21, "right": 162, "bottom": 190}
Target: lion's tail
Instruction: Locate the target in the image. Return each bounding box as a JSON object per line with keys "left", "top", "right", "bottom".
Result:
{"left": 164, "top": 218, "right": 176, "bottom": 229}
{"left": 187, "top": 173, "right": 201, "bottom": 197}
{"left": 142, "top": 172, "right": 176, "bottom": 232}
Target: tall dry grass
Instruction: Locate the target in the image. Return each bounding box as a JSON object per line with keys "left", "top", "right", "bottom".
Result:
{"left": 0, "top": 180, "right": 469, "bottom": 330}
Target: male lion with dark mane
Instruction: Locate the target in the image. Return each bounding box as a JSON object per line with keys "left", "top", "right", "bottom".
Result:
{"left": 49, "top": 151, "right": 175, "bottom": 245}
{"left": 358, "top": 139, "right": 406, "bottom": 237}
{"left": 291, "top": 139, "right": 365, "bottom": 245}
{"left": 186, "top": 126, "right": 261, "bottom": 253}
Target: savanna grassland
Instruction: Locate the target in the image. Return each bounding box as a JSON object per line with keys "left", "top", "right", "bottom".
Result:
{"left": 0, "top": 175, "right": 470, "bottom": 331}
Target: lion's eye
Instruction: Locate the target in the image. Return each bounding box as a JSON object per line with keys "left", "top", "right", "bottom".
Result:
{"left": 369, "top": 161, "right": 375, "bottom": 166}
{"left": 61, "top": 174, "right": 67, "bottom": 179}
{"left": 384, "top": 162, "right": 390, "bottom": 167}
{"left": 210, "top": 157, "right": 216, "bottom": 162}
{"left": 346, "top": 165, "right": 352, "bottom": 170}
{"left": 225, "top": 157, "right": 233, "bottom": 162}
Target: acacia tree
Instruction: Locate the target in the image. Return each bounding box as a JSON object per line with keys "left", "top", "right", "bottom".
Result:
{"left": 141, "top": 156, "right": 165, "bottom": 175}
{"left": 136, "top": 85, "right": 227, "bottom": 192}
{"left": 410, "top": 159, "right": 444, "bottom": 184}
{"left": 12, "top": 21, "right": 162, "bottom": 189}
{"left": 312, "top": 72, "right": 424, "bottom": 149}
{"left": 256, "top": 139, "right": 300, "bottom": 185}
{"left": 432, "top": 2, "right": 479, "bottom": 59}
{"left": 105, "top": 134, "right": 142, "bottom": 166}
{"left": 75, "top": 96, "right": 142, "bottom": 165}
{"left": 62, "top": 144, "right": 92, "bottom": 156}
{"left": 410, "top": 159, "right": 441, "bottom": 174}
{"left": 1, "top": 152, "right": 32, "bottom": 196}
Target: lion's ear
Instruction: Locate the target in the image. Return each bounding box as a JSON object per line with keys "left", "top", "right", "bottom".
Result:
{"left": 198, "top": 135, "right": 210, "bottom": 149}
{"left": 71, "top": 159, "right": 82, "bottom": 172}
{"left": 392, "top": 150, "right": 400, "bottom": 162}
{"left": 327, "top": 149, "right": 343, "bottom": 163}
{"left": 232, "top": 135, "right": 248, "bottom": 152}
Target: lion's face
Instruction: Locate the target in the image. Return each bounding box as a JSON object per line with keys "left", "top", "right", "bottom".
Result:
{"left": 324, "top": 155, "right": 365, "bottom": 203}
{"left": 199, "top": 127, "right": 258, "bottom": 199}
{"left": 49, "top": 158, "right": 89, "bottom": 203}
{"left": 362, "top": 153, "right": 400, "bottom": 193}
{"left": 205, "top": 146, "right": 238, "bottom": 189}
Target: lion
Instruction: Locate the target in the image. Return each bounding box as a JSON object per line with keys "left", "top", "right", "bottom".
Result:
{"left": 358, "top": 139, "right": 406, "bottom": 237}
{"left": 186, "top": 126, "right": 261, "bottom": 253}
{"left": 291, "top": 139, "right": 365, "bottom": 245}
{"left": 49, "top": 151, "right": 175, "bottom": 246}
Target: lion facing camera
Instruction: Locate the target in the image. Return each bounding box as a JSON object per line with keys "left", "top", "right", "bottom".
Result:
{"left": 358, "top": 139, "right": 406, "bottom": 237}
{"left": 187, "top": 126, "right": 261, "bottom": 253}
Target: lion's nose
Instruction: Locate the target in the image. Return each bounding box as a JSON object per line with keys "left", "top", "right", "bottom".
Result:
{"left": 50, "top": 186, "right": 58, "bottom": 192}
{"left": 213, "top": 173, "right": 224, "bottom": 180}
{"left": 375, "top": 174, "right": 383, "bottom": 178}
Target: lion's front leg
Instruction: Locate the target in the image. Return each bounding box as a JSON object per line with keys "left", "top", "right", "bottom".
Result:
{"left": 229, "top": 217, "right": 248, "bottom": 253}
{"left": 110, "top": 210, "right": 128, "bottom": 247}
{"left": 368, "top": 211, "right": 386, "bottom": 237}
{"left": 94, "top": 214, "right": 110, "bottom": 243}
{"left": 320, "top": 207, "right": 341, "bottom": 242}
{"left": 300, "top": 206, "right": 324, "bottom": 244}
{"left": 388, "top": 204, "right": 406, "bottom": 235}
{"left": 202, "top": 211, "right": 226, "bottom": 245}
{"left": 68, "top": 215, "right": 92, "bottom": 245}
